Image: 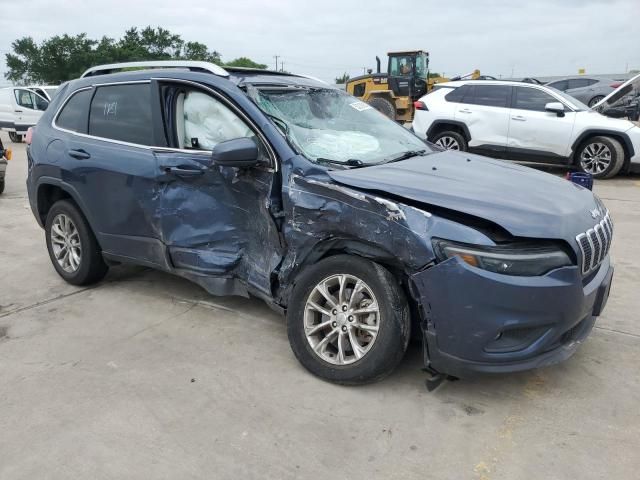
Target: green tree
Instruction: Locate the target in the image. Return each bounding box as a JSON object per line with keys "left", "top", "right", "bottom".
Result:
{"left": 225, "top": 57, "right": 267, "bottom": 69}
{"left": 5, "top": 27, "right": 224, "bottom": 84}
{"left": 335, "top": 72, "right": 350, "bottom": 84}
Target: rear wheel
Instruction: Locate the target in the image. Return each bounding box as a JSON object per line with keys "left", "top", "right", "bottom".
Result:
{"left": 45, "top": 200, "right": 108, "bottom": 285}
{"left": 8, "top": 132, "right": 21, "bottom": 143}
{"left": 576, "top": 136, "right": 625, "bottom": 179}
{"left": 588, "top": 95, "right": 605, "bottom": 108}
{"left": 0, "top": 179, "right": 4, "bottom": 194}
{"left": 431, "top": 130, "right": 468, "bottom": 151}
{"left": 367, "top": 97, "right": 396, "bottom": 120}
{"left": 287, "top": 255, "right": 410, "bottom": 385}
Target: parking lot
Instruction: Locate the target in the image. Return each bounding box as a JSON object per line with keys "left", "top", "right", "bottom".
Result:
{"left": 1, "top": 134, "right": 639, "bottom": 479}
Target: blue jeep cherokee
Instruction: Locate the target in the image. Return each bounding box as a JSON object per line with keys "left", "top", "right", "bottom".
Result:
{"left": 26, "top": 61, "right": 614, "bottom": 385}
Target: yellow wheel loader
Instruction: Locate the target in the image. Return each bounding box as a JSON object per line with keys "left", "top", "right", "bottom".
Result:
{"left": 346, "top": 50, "right": 480, "bottom": 122}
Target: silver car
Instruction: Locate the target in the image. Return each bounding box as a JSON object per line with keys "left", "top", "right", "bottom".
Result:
{"left": 546, "top": 77, "right": 623, "bottom": 107}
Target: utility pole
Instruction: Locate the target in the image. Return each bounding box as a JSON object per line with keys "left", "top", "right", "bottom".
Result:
{"left": 273, "top": 55, "right": 280, "bottom": 71}
{"left": 280, "top": 62, "right": 284, "bottom": 72}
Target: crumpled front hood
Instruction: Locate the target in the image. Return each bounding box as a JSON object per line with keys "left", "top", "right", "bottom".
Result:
{"left": 328, "top": 151, "right": 601, "bottom": 241}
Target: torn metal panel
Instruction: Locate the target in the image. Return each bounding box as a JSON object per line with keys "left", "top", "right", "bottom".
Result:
{"left": 153, "top": 150, "right": 282, "bottom": 298}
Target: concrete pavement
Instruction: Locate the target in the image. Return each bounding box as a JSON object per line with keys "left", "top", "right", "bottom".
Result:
{"left": 1, "top": 134, "right": 639, "bottom": 479}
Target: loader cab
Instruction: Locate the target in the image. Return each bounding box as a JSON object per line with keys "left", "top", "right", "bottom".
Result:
{"left": 387, "top": 50, "right": 429, "bottom": 100}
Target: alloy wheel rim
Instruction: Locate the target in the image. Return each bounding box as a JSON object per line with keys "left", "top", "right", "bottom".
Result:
{"left": 435, "top": 136, "right": 460, "bottom": 150}
{"left": 304, "top": 274, "right": 380, "bottom": 365}
{"left": 580, "top": 142, "right": 611, "bottom": 174}
{"left": 50, "top": 214, "right": 82, "bottom": 273}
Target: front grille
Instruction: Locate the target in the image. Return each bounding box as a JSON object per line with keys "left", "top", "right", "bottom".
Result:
{"left": 576, "top": 211, "right": 613, "bottom": 275}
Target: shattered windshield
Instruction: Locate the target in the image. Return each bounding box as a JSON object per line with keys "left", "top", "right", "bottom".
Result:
{"left": 253, "top": 87, "right": 433, "bottom": 165}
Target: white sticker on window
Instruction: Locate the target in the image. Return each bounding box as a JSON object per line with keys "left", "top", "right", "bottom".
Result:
{"left": 349, "top": 101, "right": 372, "bottom": 111}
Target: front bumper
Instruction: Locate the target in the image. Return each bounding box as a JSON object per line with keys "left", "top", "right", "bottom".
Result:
{"left": 411, "top": 255, "right": 613, "bottom": 378}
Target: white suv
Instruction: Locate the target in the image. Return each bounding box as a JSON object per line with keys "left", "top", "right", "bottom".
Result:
{"left": 412, "top": 80, "right": 640, "bottom": 179}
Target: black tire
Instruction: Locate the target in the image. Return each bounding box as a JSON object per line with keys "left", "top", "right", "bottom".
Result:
{"left": 8, "top": 132, "right": 21, "bottom": 143}
{"left": 588, "top": 95, "right": 605, "bottom": 108}
{"left": 287, "top": 255, "right": 411, "bottom": 385}
{"left": 45, "top": 199, "right": 108, "bottom": 285}
{"left": 575, "top": 136, "right": 625, "bottom": 179}
{"left": 430, "top": 130, "right": 468, "bottom": 152}
{"left": 0, "top": 179, "right": 4, "bottom": 195}
{"left": 367, "top": 97, "right": 396, "bottom": 120}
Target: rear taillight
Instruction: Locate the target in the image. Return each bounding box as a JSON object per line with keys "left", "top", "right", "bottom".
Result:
{"left": 26, "top": 127, "right": 33, "bottom": 145}
{"left": 414, "top": 101, "right": 428, "bottom": 111}
{"left": 610, "top": 82, "right": 622, "bottom": 88}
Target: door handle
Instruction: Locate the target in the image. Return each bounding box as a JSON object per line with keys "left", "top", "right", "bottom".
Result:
{"left": 511, "top": 116, "right": 526, "bottom": 121}
{"left": 68, "top": 149, "right": 91, "bottom": 160}
{"left": 459, "top": 109, "right": 472, "bottom": 114}
{"left": 14, "top": 110, "right": 23, "bottom": 113}
{"left": 162, "top": 165, "right": 205, "bottom": 177}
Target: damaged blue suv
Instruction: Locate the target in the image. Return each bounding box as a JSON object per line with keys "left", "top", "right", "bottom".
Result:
{"left": 26, "top": 61, "right": 614, "bottom": 385}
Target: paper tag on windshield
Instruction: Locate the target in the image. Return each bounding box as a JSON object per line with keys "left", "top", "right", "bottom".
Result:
{"left": 349, "top": 101, "right": 372, "bottom": 111}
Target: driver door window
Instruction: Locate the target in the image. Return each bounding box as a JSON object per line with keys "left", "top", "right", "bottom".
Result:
{"left": 14, "top": 89, "right": 48, "bottom": 111}
{"left": 176, "top": 90, "right": 254, "bottom": 150}
{"left": 14, "top": 89, "right": 36, "bottom": 109}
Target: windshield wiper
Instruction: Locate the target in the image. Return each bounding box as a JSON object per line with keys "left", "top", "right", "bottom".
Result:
{"left": 264, "top": 113, "right": 289, "bottom": 136}
{"left": 316, "top": 158, "right": 366, "bottom": 168}
{"left": 381, "top": 149, "right": 428, "bottom": 164}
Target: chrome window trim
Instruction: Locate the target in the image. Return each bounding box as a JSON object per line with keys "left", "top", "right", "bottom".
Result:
{"left": 50, "top": 78, "right": 278, "bottom": 170}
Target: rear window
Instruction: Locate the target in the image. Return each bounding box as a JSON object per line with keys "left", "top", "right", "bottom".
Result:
{"left": 465, "top": 85, "right": 511, "bottom": 108}
{"left": 444, "top": 86, "right": 467, "bottom": 102}
{"left": 89, "top": 84, "right": 153, "bottom": 145}
{"left": 568, "top": 78, "right": 594, "bottom": 89}
{"left": 56, "top": 89, "right": 92, "bottom": 133}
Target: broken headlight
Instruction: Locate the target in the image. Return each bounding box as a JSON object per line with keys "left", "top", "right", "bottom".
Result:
{"left": 432, "top": 239, "right": 572, "bottom": 276}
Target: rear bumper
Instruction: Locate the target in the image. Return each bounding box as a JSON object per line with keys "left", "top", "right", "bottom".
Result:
{"left": 411, "top": 255, "right": 613, "bottom": 378}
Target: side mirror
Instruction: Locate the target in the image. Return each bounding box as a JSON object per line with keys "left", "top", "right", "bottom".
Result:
{"left": 545, "top": 102, "right": 565, "bottom": 117}
{"left": 211, "top": 137, "right": 259, "bottom": 167}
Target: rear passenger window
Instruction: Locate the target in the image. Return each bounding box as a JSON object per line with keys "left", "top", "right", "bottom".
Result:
{"left": 568, "top": 78, "right": 591, "bottom": 89}
{"left": 56, "top": 89, "right": 92, "bottom": 133}
{"left": 465, "top": 85, "right": 511, "bottom": 108}
{"left": 444, "top": 86, "right": 468, "bottom": 102}
{"left": 89, "top": 84, "right": 153, "bottom": 145}
{"left": 513, "top": 87, "right": 558, "bottom": 112}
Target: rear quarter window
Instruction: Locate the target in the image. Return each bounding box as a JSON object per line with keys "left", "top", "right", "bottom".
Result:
{"left": 89, "top": 83, "right": 153, "bottom": 145}
{"left": 56, "top": 89, "right": 92, "bottom": 133}
{"left": 444, "top": 86, "right": 467, "bottom": 102}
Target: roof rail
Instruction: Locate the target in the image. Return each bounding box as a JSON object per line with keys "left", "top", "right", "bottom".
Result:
{"left": 81, "top": 60, "right": 229, "bottom": 78}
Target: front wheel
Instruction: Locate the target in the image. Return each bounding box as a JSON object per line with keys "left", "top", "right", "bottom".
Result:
{"left": 588, "top": 95, "right": 605, "bottom": 108}
{"left": 287, "top": 255, "right": 411, "bottom": 385}
{"left": 8, "top": 132, "right": 21, "bottom": 143}
{"left": 576, "top": 136, "right": 625, "bottom": 179}
{"left": 367, "top": 97, "right": 396, "bottom": 120}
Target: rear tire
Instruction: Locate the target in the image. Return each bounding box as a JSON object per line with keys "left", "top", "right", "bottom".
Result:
{"left": 0, "top": 179, "right": 4, "bottom": 195}
{"left": 431, "top": 130, "right": 468, "bottom": 152}
{"left": 45, "top": 199, "right": 108, "bottom": 285}
{"left": 576, "top": 136, "right": 625, "bottom": 179}
{"left": 588, "top": 95, "right": 605, "bottom": 108}
{"left": 367, "top": 97, "right": 396, "bottom": 120}
{"left": 8, "top": 132, "right": 21, "bottom": 143}
{"left": 287, "top": 255, "right": 411, "bottom": 385}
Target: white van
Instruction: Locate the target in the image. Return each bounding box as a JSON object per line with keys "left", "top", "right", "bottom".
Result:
{"left": 27, "top": 85, "right": 59, "bottom": 101}
{"left": 0, "top": 87, "right": 49, "bottom": 142}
